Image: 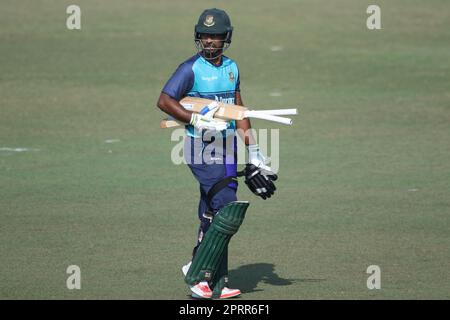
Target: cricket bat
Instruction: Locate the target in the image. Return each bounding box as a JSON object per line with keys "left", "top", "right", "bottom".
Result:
{"left": 179, "top": 96, "right": 294, "bottom": 125}
{"left": 160, "top": 96, "right": 298, "bottom": 128}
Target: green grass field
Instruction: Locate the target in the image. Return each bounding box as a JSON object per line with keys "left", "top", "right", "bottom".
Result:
{"left": 1, "top": 0, "right": 449, "bottom": 299}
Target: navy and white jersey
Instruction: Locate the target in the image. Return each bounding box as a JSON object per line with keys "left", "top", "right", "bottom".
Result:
{"left": 162, "top": 54, "right": 240, "bottom": 137}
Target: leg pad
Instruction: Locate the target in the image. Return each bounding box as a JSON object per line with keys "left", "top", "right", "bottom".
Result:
{"left": 185, "top": 201, "right": 249, "bottom": 286}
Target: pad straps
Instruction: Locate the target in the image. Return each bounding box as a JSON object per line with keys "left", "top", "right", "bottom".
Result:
{"left": 206, "top": 176, "right": 238, "bottom": 214}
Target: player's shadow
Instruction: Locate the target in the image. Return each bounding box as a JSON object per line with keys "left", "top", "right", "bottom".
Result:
{"left": 228, "top": 263, "right": 324, "bottom": 294}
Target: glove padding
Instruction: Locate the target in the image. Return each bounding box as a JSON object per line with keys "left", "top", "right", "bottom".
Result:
{"left": 189, "top": 101, "right": 227, "bottom": 132}
{"left": 238, "top": 163, "right": 278, "bottom": 200}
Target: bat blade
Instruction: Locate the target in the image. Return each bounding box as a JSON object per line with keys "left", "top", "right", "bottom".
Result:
{"left": 180, "top": 96, "right": 248, "bottom": 121}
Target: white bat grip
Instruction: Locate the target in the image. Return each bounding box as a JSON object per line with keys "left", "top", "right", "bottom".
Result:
{"left": 251, "top": 109, "right": 298, "bottom": 116}
{"left": 246, "top": 111, "right": 293, "bottom": 125}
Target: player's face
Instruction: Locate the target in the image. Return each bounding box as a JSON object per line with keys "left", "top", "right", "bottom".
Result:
{"left": 200, "top": 33, "right": 226, "bottom": 59}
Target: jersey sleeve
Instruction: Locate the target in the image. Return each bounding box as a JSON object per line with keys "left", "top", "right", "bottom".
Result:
{"left": 161, "top": 62, "right": 195, "bottom": 100}
{"left": 235, "top": 73, "right": 240, "bottom": 92}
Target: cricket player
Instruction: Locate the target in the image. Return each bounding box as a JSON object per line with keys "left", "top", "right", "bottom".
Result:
{"left": 157, "top": 8, "right": 278, "bottom": 299}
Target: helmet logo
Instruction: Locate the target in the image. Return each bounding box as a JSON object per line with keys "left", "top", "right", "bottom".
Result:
{"left": 204, "top": 15, "right": 215, "bottom": 27}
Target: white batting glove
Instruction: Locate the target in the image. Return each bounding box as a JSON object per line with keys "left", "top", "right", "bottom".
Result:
{"left": 190, "top": 101, "right": 227, "bottom": 132}
{"left": 247, "top": 144, "right": 273, "bottom": 173}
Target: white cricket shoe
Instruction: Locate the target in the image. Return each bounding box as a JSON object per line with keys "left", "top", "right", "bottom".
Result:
{"left": 183, "top": 262, "right": 213, "bottom": 299}
{"left": 191, "top": 286, "right": 241, "bottom": 299}
{"left": 190, "top": 281, "right": 213, "bottom": 299}
{"left": 183, "top": 261, "right": 240, "bottom": 299}
{"left": 181, "top": 261, "right": 191, "bottom": 276}
{"left": 219, "top": 287, "right": 241, "bottom": 299}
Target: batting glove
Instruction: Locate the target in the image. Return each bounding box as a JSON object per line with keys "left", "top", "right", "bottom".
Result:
{"left": 239, "top": 163, "right": 278, "bottom": 200}
{"left": 190, "top": 101, "right": 227, "bottom": 132}
{"left": 247, "top": 144, "right": 272, "bottom": 172}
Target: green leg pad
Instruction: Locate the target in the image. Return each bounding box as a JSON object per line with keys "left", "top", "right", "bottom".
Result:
{"left": 211, "top": 247, "right": 228, "bottom": 298}
{"left": 185, "top": 201, "right": 249, "bottom": 286}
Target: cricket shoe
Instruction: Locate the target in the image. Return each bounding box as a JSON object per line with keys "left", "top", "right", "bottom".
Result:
{"left": 183, "top": 263, "right": 212, "bottom": 299}
{"left": 182, "top": 261, "right": 240, "bottom": 299}
{"left": 181, "top": 261, "right": 191, "bottom": 277}
{"left": 189, "top": 281, "right": 213, "bottom": 299}
{"left": 218, "top": 287, "right": 241, "bottom": 299}
{"left": 191, "top": 286, "right": 241, "bottom": 299}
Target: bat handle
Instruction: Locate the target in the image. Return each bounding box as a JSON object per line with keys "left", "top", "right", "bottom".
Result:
{"left": 246, "top": 111, "right": 293, "bottom": 125}
{"left": 160, "top": 119, "right": 182, "bottom": 128}
{"left": 254, "top": 109, "right": 298, "bottom": 116}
